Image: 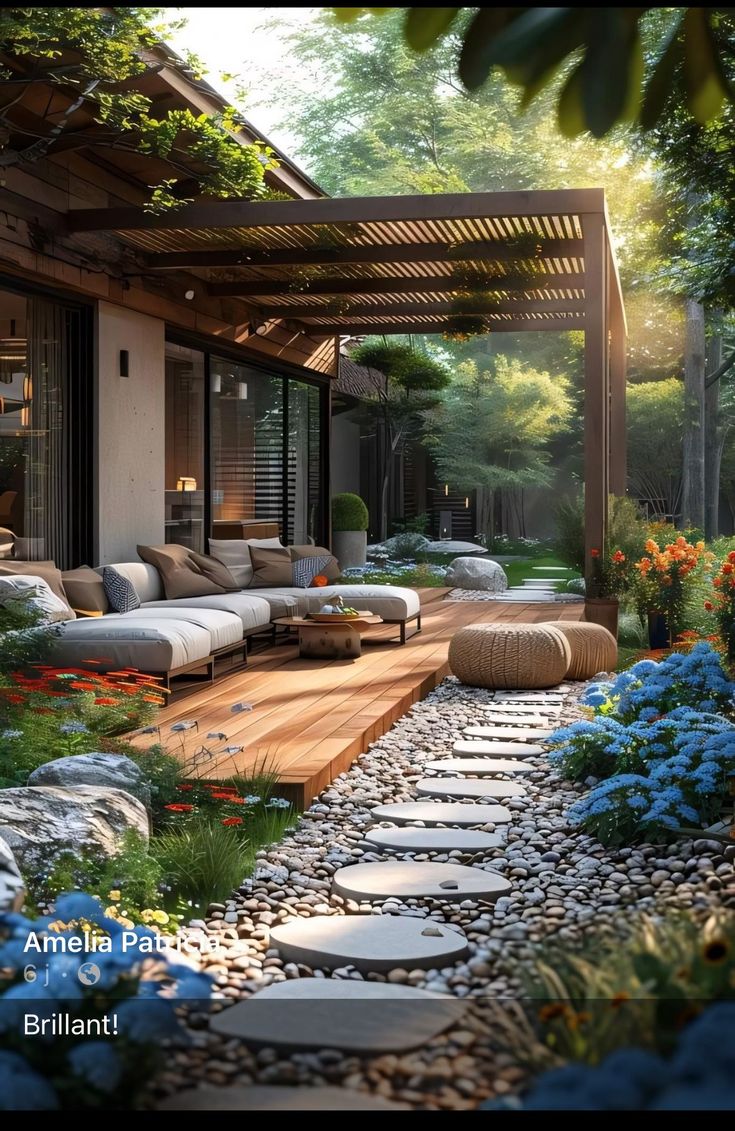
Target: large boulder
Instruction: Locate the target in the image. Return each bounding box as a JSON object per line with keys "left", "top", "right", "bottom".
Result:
{"left": 28, "top": 752, "right": 150, "bottom": 806}
{"left": 0, "top": 834, "right": 25, "bottom": 913}
{"left": 0, "top": 786, "right": 149, "bottom": 870}
{"left": 445, "top": 556, "right": 508, "bottom": 592}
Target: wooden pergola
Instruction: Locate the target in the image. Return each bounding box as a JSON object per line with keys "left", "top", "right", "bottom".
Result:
{"left": 62, "top": 187, "right": 626, "bottom": 571}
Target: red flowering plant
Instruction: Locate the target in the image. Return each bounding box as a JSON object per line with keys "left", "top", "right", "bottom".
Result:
{"left": 705, "top": 549, "right": 735, "bottom": 663}
{"left": 586, "top": 546, "right": 631, "bottom": 599}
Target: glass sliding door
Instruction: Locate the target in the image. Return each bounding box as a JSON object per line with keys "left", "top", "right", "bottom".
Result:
{"left": 288, "top": 379, "right": 322, "bottom": 545}
{"left": 164, "top": 342, "right": 205, "bottom": 552}
{"left": 0, "top": 285, "right": 92, "bottom": 568}
{"left": 210, "top": 357, "right": 284, "bottom": 534}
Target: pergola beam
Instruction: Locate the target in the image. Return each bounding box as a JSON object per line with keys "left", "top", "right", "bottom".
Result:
{"left": 206, "top": 272, "right": 585, "bottom": 298}
{"left": 146, "top": 238, "right": 584, "bottom": 271}
{"left": 260, "top": 298, "right": 585, "bottom": 320}
{"left": 66, "top": 188, "right": 605, "bottom": 233}
{"left": 299, "top": 316, "right": 586, "bottom": 336}
{"left": 583, "top": 213, "right": 610, "bottom": 576}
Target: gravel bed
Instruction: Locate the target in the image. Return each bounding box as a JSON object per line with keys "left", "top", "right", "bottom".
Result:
{"left": 153, "top": 677, "right": 735, "bottom": 1110}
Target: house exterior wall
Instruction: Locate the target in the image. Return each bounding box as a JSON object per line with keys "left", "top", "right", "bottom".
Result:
{"left": 96, "top": 302, "right": 166, "bottom": 563}
{"left": 331, "top": 413, "right": 361, "bottom": 497}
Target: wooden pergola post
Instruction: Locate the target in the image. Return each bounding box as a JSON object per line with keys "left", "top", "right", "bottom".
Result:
{"left": 583, "top": 213, "right": 610, "bottom": 577}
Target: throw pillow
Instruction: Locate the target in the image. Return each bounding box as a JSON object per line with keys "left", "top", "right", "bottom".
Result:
{"left": 188, "top": 551, "right": 240, "bottom": 591}
{"left": 208, "top": 539, "right": 254, "bottom": 588}
{"left": 248, "top": 544, "right": 294, "bottom": 588}
{"left": 137, "top": 543, "right": 228, "bottom": 599}
{"left": 292, "top": 554, "right": 333, "bottom": 588}
{"left": 0, "top": 560, "right": 74, "bottom": 616}
{"left": 0, "top": 575, "right": 74, "bottom": 623}
{"left": 62, "top": 565, "right": 109, "bottom": 615}
{"left": 103, "top": 566, "right": 141, "bottom": 613}
{"left": 289, "top": 544, "right": 341, "bottom": 581}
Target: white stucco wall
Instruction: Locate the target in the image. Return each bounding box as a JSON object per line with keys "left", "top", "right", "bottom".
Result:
{"left": 96, "top": 302, "right": 165, "bottom": 563}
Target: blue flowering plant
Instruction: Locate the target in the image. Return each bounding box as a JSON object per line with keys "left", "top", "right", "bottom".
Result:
{"left": 0, "top": 892, "right": 212, "bottom": 1109}
{"left": 580, "top": 643, "right": 735, "bottom": 723}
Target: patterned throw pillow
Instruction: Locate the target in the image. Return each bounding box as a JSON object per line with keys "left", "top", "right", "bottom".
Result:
{"left": 102, "top": 566, "right": 141, "bottom": 613}
{"left": 292, "top": 555, "right": 333, "bottom": 588}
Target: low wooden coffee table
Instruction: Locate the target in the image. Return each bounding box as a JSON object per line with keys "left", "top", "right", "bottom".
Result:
{"left": 274, "top": 613, "right": 383, "bottom": 659}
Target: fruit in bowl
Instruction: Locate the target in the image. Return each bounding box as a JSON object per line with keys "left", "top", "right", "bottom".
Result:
{"left": 318, "top": 603, "right": 359, "bottom": 617}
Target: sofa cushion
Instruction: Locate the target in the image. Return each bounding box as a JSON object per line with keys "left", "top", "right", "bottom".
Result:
{"left": 103, "top": 566, "right": 141, "bottom": 613}
{"left": 241, "top": 588, "right": 305, "bottom": 619}
{"left": 141, "top": 592, "right": 272, "bottom": 632}
{"left": 289, "top": 544, "right": 340, "bottom": 581}
{"left": 292, "top": 554, "right": 333, "bottom": 588}
{"left": 138, "top": 543, "right": 229, "bottom": 599}
{"left": 0, "top": 560, "right": 74, "bottom": 616}
{"left": 188, "top": 551, "right": 240, "bottom": 591}
{"left": 0, "top": 575, "right": 74, "bottom": 624}
{"left": 208, "top": 537, "right": 284, "bottom": 589}
{"left": 249, "top": 545, "right": 293, "bottom": 588}
{"left": 99, "top": 562, "right": 162, "bottom": 604}
{"left": 119, "top": 607, "right": 243, "bottom": 651}
{"left": 62, "top": 566, "right": 109, "bottom": 616}
{"left": 303, "top": 585, "right": 421, "bottom": 621}
{"left": 49, "top": 615, "right": 212, "bottom": 673}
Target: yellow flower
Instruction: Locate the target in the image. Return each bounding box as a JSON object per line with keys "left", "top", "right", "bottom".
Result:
{"left": 108, "top": 890, "right": 121, "bottom": 901}
{"left": 152, "top": 910, "right": 170, "bottom": 925}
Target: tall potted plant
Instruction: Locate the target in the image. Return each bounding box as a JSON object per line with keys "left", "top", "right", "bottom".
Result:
{"left": 331, "top": 492, "right": 369, "bottom": 570}
{"left": 635, "top": 535, "right": 713, "bottom": 649}
{"left": 584, "top": 547, "right": 629, "bottom": 638}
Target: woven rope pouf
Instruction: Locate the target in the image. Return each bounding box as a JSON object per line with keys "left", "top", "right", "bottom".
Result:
{"left": 553, "top": 621, "right": 618, "bottom": 681}
{"left": 448, "top": 622, "right": 571, "bottom": 690}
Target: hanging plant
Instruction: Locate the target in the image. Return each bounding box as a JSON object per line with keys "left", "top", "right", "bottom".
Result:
{"left": 441, "top": 314, "right": 490, "bottom": 341}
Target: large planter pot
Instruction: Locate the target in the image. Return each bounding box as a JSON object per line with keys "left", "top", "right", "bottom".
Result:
{"left": 332, "top": 529, "right": 367, "bottom": 571}
{"left": 647, "top": 610, "right": 670, "bottom": 650}
{"left": 584, "top": 597, "right": 619, "bottom": 639}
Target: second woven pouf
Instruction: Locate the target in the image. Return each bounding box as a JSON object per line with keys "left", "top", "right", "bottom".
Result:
{"left": 448, "top": 622, "right": 571, "bottom": 690}
{"left": 553, "top": 621, "right": 618, "bottom": 681}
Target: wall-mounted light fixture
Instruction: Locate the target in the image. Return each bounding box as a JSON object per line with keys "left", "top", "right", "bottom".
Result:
{"left": 211, "top": 372, "right": 221, "bottom": 394}
{"left": 465, "top": 497, "right": 469, "bottom": 509}
{"left": 184, "top": 289, "right": 196, "bottom": 301}
{"left": 444, "top": 483, "right": 449, "bottom": 497}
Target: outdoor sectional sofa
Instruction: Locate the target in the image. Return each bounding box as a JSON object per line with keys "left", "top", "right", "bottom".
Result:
{"left": 3, "top": 544, "right": 422, "bottom": 689}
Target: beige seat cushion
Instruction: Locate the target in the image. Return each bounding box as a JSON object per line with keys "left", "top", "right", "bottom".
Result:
{"left": 449, "top": 622, "right": 571, "bottom": 690}
{"left": 141, "top": 592, "right": 272, "bottom": 632}
{"left": 62, "top": 565, "right": 109, "bottom": 615}
{"left": 0, "top": 559, "right": 74, "bottom": 616}
{"left": 50, "top": 615, "right": 212, "bottom": 672}
{"left": 122, "top": 607, "right": 243, "bottom": 651}
{"left": 553, "top": 621, "right": 618, "bottom": 680}
{"left": 304, "top": 584, "right": 421, "bottom": 621}
{"left": 244, "top": 588, "right": 305, "bottom": 619}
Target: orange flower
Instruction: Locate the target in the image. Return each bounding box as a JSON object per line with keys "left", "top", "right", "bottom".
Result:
{"left": 312, "top": 574, "right": 328, "bottom": 587}
{"left": 723, "top": 563, "right": 733, "bottom": 575}
{"left": 645, "top": 538, "right": 659, "bottom": 554}
{"left": 70, "top": 681, "right": 98, "bottom": 691}
{"left": 164, "top": 803, "right": 193, "bottom": 813}
{"left": 590, "top": 548, "right": 600, "bottom": 558}
{"left": 94, "top": 697, "right": 118, "bottom": 706}
{"left": 611, "top": 550, "right": 625, "bottom": 563}
{"left": 177, "top": 784, "right": 193, "bottom": 792}
{"left": 221, "top": 817, "right": 243, "bottom": 826}
{"left": 728, "top": 551, "right": 735, "bottom": 564}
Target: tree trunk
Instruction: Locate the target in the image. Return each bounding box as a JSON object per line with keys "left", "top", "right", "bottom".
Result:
{"left": 476, "top": 487, "right": 494, "bottom": 545}
{"left": 705, "top": 327, "right": 722, "bottom": 539}
{"left": 681, "top": 298, "right": 706, "bottom": 530}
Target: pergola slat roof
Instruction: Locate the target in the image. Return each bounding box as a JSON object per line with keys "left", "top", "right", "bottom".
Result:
{"left": 62, "top": 188, "right": 617, "bottom": 339}
{"left": 58, "top": 186, "right": 624, "bottom": 569}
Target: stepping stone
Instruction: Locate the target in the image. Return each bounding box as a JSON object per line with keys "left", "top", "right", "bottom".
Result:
{"left": 424, "top": 757, "right": 532, "bottom": 775}
{"left": 159, "top": 1085, "right": 408, "bottom": 1111}
{"left": 532, "top": 565, "right": 569, "bottom": 572}
{"left": 494, "top": 692, "right": 564, "bottom": 702}
{"left": 485, "top": 704, "right": 562, "bottom": 716}
{"left": 416, "top": 778, "right": 526, "bottom": 800}
{"left": 464, "top": 726, "right": 553, "bottom": 741}
{"left": 492, "top": 592, "right": 558, "bottom": 602}
{"left": 332, "top": 860, "right": 511, "bottom": 903}
{"left": 453, "top": 739, "right": 545, "bottom": 758}
{"left": 370, "top": 801, "right": 512, "bottom": 826}
{"left": 363, "top": 825, "right": 504, "bottom": 854}
{"left": 476, "top": 713, "right": 548, "bottom": 726}
{"left": 270, "top": 914, "right": 469, "bottom": 973}
{"left": 210, "top": 978, "right": 464, "bottom": 1053}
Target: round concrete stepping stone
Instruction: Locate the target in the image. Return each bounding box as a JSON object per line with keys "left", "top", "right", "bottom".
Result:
{"left": 209, "top": 978, "right": 464, "bottom": 1053}
{"left": 416, "top": 777, "right": 526, "bottom": 800}
{"left": 333, "top": 860, "right": 511, "bottom": 903}
{"left": 453, "top": 739, "right": 545, "bottom": 758}
{"left": 364, "top": 825, "right": 504, "bottom": 853}
{"left": 270, "top": 914, "right": 469, "bottom": 973}
{"left": 424, "top": 757, "right": 532, "bottom": 775}
{"left": 476, "top": 712, "right": 548, "bottom": 726}
{"left": 486, "top": 704, "right": 562, "bottom": 716}
{"left": 370, "top": 801, "right": 512, "bottom": 826}
{"left": 159, "top": 1085, "right": 409, "bottom": 1111}
{"left": 464, "top": 725, "right": 553, "bottom": 741}
{"left": 494, "top": 692, "right": 564, "bottom": 702}
{"left": 493, "top": 591, "right": 558, "bottom": 602}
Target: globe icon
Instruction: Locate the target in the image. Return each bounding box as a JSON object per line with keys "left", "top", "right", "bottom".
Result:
{"left": 78, "top": 962, "right": 101, "bottom": 987}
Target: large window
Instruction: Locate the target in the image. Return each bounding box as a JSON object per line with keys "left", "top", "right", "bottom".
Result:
{"left": 0, "top": 284, "right": 92, "bottom": 567}
{"left": 165, "top": 342, "right": 328, "bottom": 551}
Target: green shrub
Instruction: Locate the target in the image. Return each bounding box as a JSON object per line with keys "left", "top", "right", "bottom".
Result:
{"left": 554, "top": 496, "right": 585, "bottom": 572}
{"left": 332, "top": 492, "right": 369, "bottom": 531}
{"left": 554, "top": 495, "right": 647, "bottom": 575}
{"left": 150, "top": 815, "right": 250, "bottom": 908}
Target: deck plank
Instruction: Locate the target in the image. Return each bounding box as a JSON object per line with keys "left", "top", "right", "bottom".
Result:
{"left": 128, "top": 591, "right": 582, "bottom": 806}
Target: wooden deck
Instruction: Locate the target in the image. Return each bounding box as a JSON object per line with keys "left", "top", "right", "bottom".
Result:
{"left": 130, "top": 591, "right": 582, "bottom": 807}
